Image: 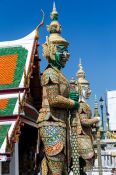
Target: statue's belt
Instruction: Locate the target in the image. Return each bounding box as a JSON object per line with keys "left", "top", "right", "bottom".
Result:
{"left": 37, "top": 121, "right": 66, "bottom": 128}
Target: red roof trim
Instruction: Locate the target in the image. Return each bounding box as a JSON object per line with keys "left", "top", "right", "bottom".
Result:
{"left": 0, "top": 87, "right": 28, "bottom": 95}
{"left": 0, "top": 114, "right": 36, "bottom": 123}
{"left": 0, "top": 115, "right": 19, "bottom": 121}
{"left": 0, "top": 153, "right": 10, "bottom": 155}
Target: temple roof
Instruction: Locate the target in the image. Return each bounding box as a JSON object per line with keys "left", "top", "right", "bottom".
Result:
{"left": 0, "top": 30, "right": 36, "bottom": 89}
{"left": 0, "top": 30, "right": 38, "bottom": 117}
{"left": 0, "top": 30, "right": 41, "bottom": 160}
{"left": 0, "top": 10, "right": 45, "bottom": 161}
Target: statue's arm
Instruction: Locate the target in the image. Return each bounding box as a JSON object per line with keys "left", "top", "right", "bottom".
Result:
{"left": 80, "top": 116, "right": 99, "bottom": 126}
{"left": 46, "top": 83, "right": 75, "bottom": 109}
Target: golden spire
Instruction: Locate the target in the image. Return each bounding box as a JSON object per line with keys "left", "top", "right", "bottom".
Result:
{"left": 51, "top": 2, "right": 58, "bottom": 20}
{"left": 76, "top": 59, "right": 89, "bottom": 86}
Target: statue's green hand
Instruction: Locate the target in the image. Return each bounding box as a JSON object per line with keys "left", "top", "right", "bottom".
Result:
{"left": 69, "top": 91, "right": 79, "bottom": 102}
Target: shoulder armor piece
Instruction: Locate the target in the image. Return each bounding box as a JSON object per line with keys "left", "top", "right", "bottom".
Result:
{"left": 41, "top": 68, "right": 59, "bottom": 85}
{"left": 79, "top": 101, "right": 90, "bottom": 114}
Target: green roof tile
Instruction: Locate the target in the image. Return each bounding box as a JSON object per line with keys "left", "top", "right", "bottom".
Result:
{"left": 0, "top": 124, "right": 11, "bottom": 148}
{"left": 0, "top": 98, "right": 17, "bottom": 116}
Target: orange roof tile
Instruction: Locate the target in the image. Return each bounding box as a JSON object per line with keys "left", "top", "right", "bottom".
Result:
{"left": 0, "top": 99, "right": 8, "bottom": 110}
{"left": 0, "top": 55, "right": 18, "bottom": 85}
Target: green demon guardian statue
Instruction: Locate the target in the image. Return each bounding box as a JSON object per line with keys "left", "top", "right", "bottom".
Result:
{"left": 37, "top": 3, "right": 79, "bottom": 175}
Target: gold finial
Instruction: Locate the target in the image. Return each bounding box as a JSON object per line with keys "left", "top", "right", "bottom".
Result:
{"left": 35, "top": 9, "right": 45, "bottom": 39}
{"left": 51, "top": 2, "right": 58, "bottom": 20}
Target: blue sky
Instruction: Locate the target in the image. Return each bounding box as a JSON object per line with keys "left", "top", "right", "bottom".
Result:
{"left": 0, "top": 0, "right": 116, "bottom": 109}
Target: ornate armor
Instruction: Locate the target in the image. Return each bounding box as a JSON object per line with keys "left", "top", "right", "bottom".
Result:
{"left": 38, "top": 66, "right": 75, "bottom": 175}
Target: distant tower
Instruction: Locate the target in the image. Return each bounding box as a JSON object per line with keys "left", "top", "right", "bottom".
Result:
{"left": 94, "top": 95, "right": 100, "bottom": 118}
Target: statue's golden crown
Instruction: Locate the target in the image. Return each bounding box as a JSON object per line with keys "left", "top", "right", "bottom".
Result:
{"left": 43, "top": 2, "right": 69, "bottom": 60}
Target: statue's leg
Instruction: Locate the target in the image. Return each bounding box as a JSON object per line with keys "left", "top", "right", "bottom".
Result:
{"left": 77, "top": 135, "right": 95, "bottom": 173}
{"left": 47, "top": 153, "right": 66, "bottom": 175}
{"left": 39, "top": 124, "right": 67, "bottom": 175}
{"left": 84, "top": 157, "right": 95, "bottom": 172}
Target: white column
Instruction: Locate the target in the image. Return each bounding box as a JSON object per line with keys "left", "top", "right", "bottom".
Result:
{"left": 114, "top": 157, "right": 116, "bottom": 168}
{"left": 0, "top": 162, "right": 2, "bottom": 175}
{"left": 109, "top": 155, "right": 111, "bottom": 167}
{"left": 15, "top": 142, "right": 19, "bottom": 175}
{"left": 102, "top": 155, "right": 104, "bottom": 167}
{"left": 10, "top": 142, "right": 19, "bottom": 175}
{"left": 112, "top": 157, "right": 115, "bottom": 168}
{"left": 107, "top": 155, "right": 109, "bottom": 167}
{"left": 94, "top": 158, "right": 98, "bottom": 168}
{"left": 105, "top": 155, "right": 107, "bottom": 167}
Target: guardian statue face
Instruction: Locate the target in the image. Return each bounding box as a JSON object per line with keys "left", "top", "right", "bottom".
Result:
{"left": 43, "top": 41, "right": 70, "bottom": 69}
{"left": 55, "top": 45, "right": 70, "bottom": 68}
{"left": 81, "top": 84, "right": 91, "bottom": 99}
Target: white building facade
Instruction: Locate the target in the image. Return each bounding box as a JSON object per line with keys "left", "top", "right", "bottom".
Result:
{"left": 107, "top": 90, "right": 116, "bottom": 131}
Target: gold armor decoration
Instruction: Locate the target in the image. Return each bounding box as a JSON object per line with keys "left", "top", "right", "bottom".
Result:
{"left": 43, "top": 38, "right": 57, "bottom": 60}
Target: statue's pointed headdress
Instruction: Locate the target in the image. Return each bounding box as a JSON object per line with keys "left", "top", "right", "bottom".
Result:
{"left": 43, "top": 2, "right": 69, "bottom": 60}
{"left": 76, "top": 59, "right": 89, "bottom": 86}
{"left": 47, "top": 2, "right": 69, "bottom": 46}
